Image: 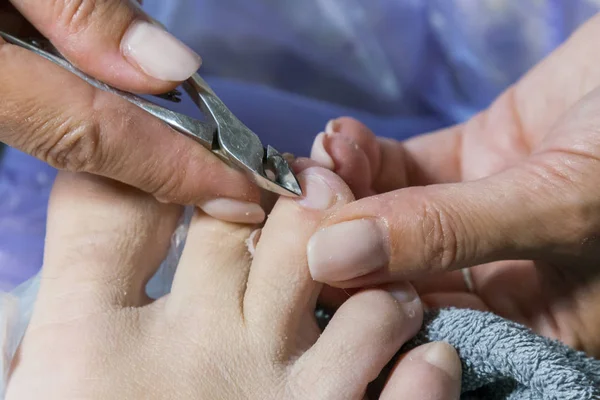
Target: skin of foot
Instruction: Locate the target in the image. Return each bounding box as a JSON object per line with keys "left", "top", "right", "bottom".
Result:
{"left": 5, "top": 168, "right": 461, "bottom": 400}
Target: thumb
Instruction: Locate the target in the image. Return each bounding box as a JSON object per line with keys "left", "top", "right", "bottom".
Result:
{"left": 10, "top": 0, "right": 201, "bottom": 92}
{"left": 306, "top": 164, "right": 594, "bottom": 287}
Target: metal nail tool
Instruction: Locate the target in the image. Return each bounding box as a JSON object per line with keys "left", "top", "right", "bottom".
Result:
{"left": 0, "top": 31, "right": 302, "bottom": 197}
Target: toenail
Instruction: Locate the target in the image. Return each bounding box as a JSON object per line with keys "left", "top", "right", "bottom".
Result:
{"left": 282, "top": 152, "right": 296, "bottom": 164}
{"left": 310, "top": 132, "right": 335, "bottom": 170}
{"left": 422, "top": 342, "right": 462, "bottom": 381}
{"left": 296, "top": 169, "right": 336, "bottom": 210}
{"left": 386, "top": 282, "right": 417, "bottom": 303}
{"left": 307, "top": 219, "right": 389, "bottom": 282}
{"left": 200, "top": 199, "right": 265, "bottom": 224}
{"left": 325, "top": 119, "right": 340, "bottom": 134}
{"left": 385, "top": 282, "right": 422, "bottom": 319}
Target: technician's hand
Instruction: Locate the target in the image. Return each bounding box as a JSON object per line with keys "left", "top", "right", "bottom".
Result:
{"left": 0, "top": 1, "right": 263, "bottom": 224}
{"left": 308, "top": 13, "right": 600, "bottom": 356}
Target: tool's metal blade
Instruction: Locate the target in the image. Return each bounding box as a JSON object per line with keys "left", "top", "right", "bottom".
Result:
{"left": 185, "top": 73, "right": 303, "bottom": 197}
{"left": 265, "top": 146, "right": 302, "bottom": 197}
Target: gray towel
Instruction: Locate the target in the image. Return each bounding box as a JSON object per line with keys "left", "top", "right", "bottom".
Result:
{"left": 4, "top": 275, "right": 600, "bottom": 398}
{"left": 401, "top": 308, "right": 600, "bottom": 400}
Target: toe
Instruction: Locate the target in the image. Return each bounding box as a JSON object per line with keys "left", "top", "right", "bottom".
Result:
{"left": 291, "top": 283, "right": 423, "bottom": 400}
{"left": 326, "top": 133, "right": 375, "bottom": 199}
{"left": 39, "top": 172, "right": 181, "bottom": 319}
{"left": 168, "top": 210, "right": 255, "bottom": 317}
{"left": 243, "top": 167, "right": 354, "bottom": 334}
{"left": 311, "top": 117, "right": 380, "bottom": 199}
{"left": 326, "top": 117, "right": 381, "bottom": 176}
{"left": 380, "top": 342, "right": 462, "bottom": 400}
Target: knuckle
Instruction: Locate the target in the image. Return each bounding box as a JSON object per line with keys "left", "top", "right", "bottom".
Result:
{"left": 53, "top": 0, "right": 96, "bottom": 34}
{"left": 52, "top": 0, "right": 117, "bottom": 35}
{"left": 38, "top": 118, "right": 102, "bottom": 172}
{"left": 417, "top": 199, "right": 461, "bottom": 271}
{"left": 142, "top": 163, "right": 184, "bottom": 201}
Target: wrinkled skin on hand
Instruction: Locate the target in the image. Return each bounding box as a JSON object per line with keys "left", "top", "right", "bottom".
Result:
{"left": 309, "top": 13, "right": 600, "bottom": 357}
{"left": 0, "top": 1, "right": 263, "bottom": 223}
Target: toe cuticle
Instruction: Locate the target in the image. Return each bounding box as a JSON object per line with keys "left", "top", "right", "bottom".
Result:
{"left": 423, "top": 342, "right": 462, "bottom": 381}
{"left": 296, "top": 170, "right": 337, "bottom": 211}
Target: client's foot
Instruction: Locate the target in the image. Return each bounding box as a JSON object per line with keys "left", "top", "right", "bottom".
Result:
{"left": 6, "top": 168, "right": 461, "bottom": 399}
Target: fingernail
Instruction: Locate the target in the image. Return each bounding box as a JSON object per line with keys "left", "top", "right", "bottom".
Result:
{"left": 296, "top": 168, "right": 336, "bottom": 210}
{"left": 307, "top": 219, "right": 388, "bottom": 282}
{"left": 325, "top": 119, "right": 340, "bottom": 135}
{"left": 200, "top": 199, "right": 265, "bottom": 224}
{"left": 422, "top": 342, "right": 462, "bottom": 381}
{"left": 122, "top": 20, "right": 202, "bottom": 81}
{"left": 310, "top": 132, "right": 335, "bottom": 170}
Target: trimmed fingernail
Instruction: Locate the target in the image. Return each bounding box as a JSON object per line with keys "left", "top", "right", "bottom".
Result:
{"left": 296, "top": 169, "right": 336, "bottom": 210}
{"left": 307, "top": 219, "right": 388, "bottom": 282}
{"left": 310, "top": 132, "right": 335, "bottom": 170}
{"left": 325, "top": 119, "right": 340, "bottom": 134}
{"left": 200, "top": 199, "right": 265, "bottom": 224}
{"left": 422, "top": 342, "right": 462, "bottom": 381}
{"left": 122, "top": 20, "right": 202, "bottom": 81}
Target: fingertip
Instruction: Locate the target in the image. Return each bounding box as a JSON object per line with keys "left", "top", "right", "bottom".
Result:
{"left": 121, "top": 20, "right": 202, "bottom": 82}
{"left": 22, "top": 0, "right": 200, "bottom": 92}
